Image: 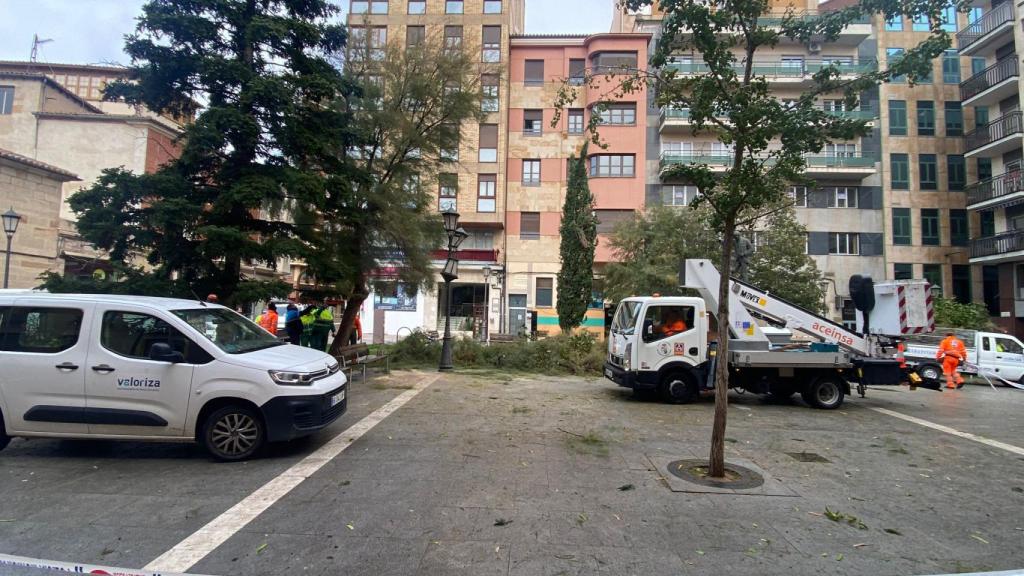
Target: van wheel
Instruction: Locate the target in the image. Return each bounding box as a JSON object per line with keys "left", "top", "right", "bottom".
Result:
{"left": 0, "top": 411, "right": 9, "bottom": 452}
{"left": 802, "top": 377, "right": 845, "bottom": 410}
{"left": 659, "top": 371, "right": 698, "bottom": 404}
{"left": 203, "top": 406, "right": 265, "bottom": 461}
{"left": 917, "top": 364, "right": 942, "bottom": 382}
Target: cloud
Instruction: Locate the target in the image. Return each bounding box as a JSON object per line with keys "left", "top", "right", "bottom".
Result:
{"left": 0, "top": 0, "right": 143, "bottom": 65}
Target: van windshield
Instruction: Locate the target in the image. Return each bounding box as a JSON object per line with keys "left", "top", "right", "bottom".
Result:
{"left": 610, "top": 301, "right": 641, "bottom": 335}
{"left": 172, "top": 308, "right": 284, "bottom": 354}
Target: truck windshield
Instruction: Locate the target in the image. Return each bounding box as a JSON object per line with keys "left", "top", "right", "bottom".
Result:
{"left": 610, "top": 301, "right": 641, "bottom": 335}
{"left": 172, "top": 308, "right": 284, "bottom": 354}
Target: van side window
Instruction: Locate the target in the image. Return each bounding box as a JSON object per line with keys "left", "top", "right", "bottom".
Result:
{"left": 102, "top": 311, "right": 212, "bottom": 364}
{"left": 0, "top": 307, "right": 83, "bottom": 353}
{"left": 642, "top": 305, "right": 696, "bottom": 343}
{"left": 995, "top": 337, "right": 1022, "bottom": 355}
{"left": 982, "top": 338, "right": 990, "bottom": 351}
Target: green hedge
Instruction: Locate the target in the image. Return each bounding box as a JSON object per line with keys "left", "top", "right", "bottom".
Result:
{"left": 380, "top": 331, "right": 606, "bottom": 376}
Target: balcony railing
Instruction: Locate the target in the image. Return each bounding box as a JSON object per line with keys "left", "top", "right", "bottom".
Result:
{"left": 431, "top": 249, "right": 498, "bottom": 262}
{"left": 661, "top": 106, "right": 875, "bottom": 123}
{"left": 956, "top": 2, "right": 1013, "bottom": 52}
{"left": 967, "top": 172, "right": 1024, "bottom": 206}
{"left": 971, "top": 229, "right": 1024, "bottom": 258}
{"left": 960, "top": 56, "right": 1018, "bottom": 101}
{"left": 666, "top": 60, "right": 876, "bottom": 77}
{"left": 757, "top": 10, "right": 870, "bottom": 26}
{"left": 660, "top": 151, "right": 874, "bottom": 168}
{"left": 965, "top": 110, "right": 1024, "bottom": 152}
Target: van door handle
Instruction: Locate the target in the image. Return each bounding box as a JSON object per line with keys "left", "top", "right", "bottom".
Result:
{"left": 91, "top": 364, "right": 116, "bottom": 374}
{"left": 55, "top": 362, "right": 79, "bottom": 371}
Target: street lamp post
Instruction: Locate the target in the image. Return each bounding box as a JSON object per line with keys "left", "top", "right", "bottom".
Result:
{"left": 439, "top": 210, "right": 468, "bottom": 371}
{"left": 2, "top": 208, "right": 22, "bottom": 289}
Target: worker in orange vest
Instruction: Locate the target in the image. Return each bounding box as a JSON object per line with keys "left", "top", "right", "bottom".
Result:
{"left": 659, "top": 309, "right": 688, "bottom": 337}
{"left": 258, "top": 302, "right": 279, "bottom": 336}
{"left": 936, "top": 331, "right": 966, "bottom": 390}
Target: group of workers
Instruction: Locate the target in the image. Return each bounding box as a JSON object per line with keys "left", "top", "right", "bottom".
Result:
{"left": 254, "top": 301, "right": 362, "bottom": 351}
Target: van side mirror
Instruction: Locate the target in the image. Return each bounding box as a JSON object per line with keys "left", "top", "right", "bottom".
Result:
{"left": 150, "top": 342, "right": 184, "bottom": 363}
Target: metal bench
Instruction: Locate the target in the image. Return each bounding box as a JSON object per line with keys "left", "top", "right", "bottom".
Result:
{"left": 335, "top": 343, "right": 390, "bottom": 381}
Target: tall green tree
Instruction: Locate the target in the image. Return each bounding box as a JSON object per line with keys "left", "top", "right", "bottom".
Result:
{"left": 309, "top": 30, "right": 489, "bottom": 354}
{"left": 742, "top": 208, "right": 825, "bottom": 313}
{"left": 56, "top": 0, "right": 352, "bottom": 304}
{"left": 565, "top": 0, "right": 956, "bottom": 477}
{"left": 557, "top": 143, "right": 598, "bottom": 332}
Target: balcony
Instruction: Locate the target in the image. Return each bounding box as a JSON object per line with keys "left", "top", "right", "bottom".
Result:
{"left": 431, "top": 249, "right": 498, "bottom": 262}
{"left": 665, "top": 59, "right": 876, "bottom": 85}
{"left": 960, "top": 56, "right": 1018, "bottom": 107}
{"left": 966, "top": 171, "right": 1024, "bottom": 210}
{"left": 660, "top": 150, "right": 875, "bottom": 178}
{"left": 957, "top": 2, "right": 1013, "bottom": 57}
{"left": 970, "top": 230, "right": 1024, "bottom": 263}
{"left": 659, "top": 105, "right": 875, "bottom": 133}
{"left": 964, "top": 111, "right": 1024, "bottom": 158}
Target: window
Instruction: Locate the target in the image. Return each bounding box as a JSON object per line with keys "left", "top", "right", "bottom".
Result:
{"left": 664, "top": 185, "right": 700, "bottom": 206}
{"left": 569, "top": 59, "right": 586, "bottom": 85}
{"left": 892, "top": 208, "right": 912, "bottom": 245}
{"left": 444, "top": 25, "right": 463, "bottom": 51}
{"left": 406, "top": 26, "right": 425, "bottom": 49}
{"left": 592, "top": 51, "right": 638, "bottom": 72}
{"left": 923, "top": 264, "right": 943, "bottom": 294}
{"left": 828, "top": 186, "right": 858, "bottom": 208}
{"left": 535, "top": 278, "right": 553, "bottom": 307}
{"left": 917, "top": 101, "right": 935, "bottom": 135}
{"left": 788, "top": 185, "right": 808, "bottom": 207}
{"left": 950, "top": 209, "right": 968, "bottom": 246}
{"left": 978, "top": 157, "right": 992, "bottom": 181}
{"left": 525, "top": 60, "right": 544, "bottom": 85}
{"left": 885, "top": 17, "right": 903, "bottom": 30}
{"left": 948, "top": 154, "right": 966, "bottom": 190}
{"left": 941, "top": 3, "right": 957, "bottom": 31}
{"left": 520, "top": 212, "right": 540, "bottom": 239}
{"left": 446, "top": 0, "right": 463, "bottom": 13}
{"left": 981, "top": 210, "right": 995, "bottom": 236}
{"left": 522, "top": 159, "right": 541, "bottom": 185}
{"left": 641, "top": 305, "right": 696, "bottom": 342}
{"left": 597, "top": 103, "right": 636, "bottom": 125}
{"left": 894, "top": 263, "right": 913, "bottom": 280}
{"left": 482, "top": 26, "right": 501, "bottom": 62}
{"left": 942, "top": 50, "right": 960, "bottom": 84}
{"left": 568, "top": 109, "right": 584, "bottom": 134}
{"left": 912, "top": 13, "right": 929, "bottom": 31}
{"left": 891, "top": 154, "right": 909, "bottom": 189}
{"left": 439, "top": 174, "right": 458, "bottom": 211}
{"left": 441, "top": 123, "right": 459, "bottom": 161}
{"left": 484, "top": 0, "right": 502, "bottom": 13}
{"left": 595, "top": 210, "right": 634, "bottom": 234}
{"left": 887, "top": 48, "right": 905, "bottom": 82}
{"left": 101, "top": 311, "right": 210, "bottom": 363}
{"left": 478, "top": 174, "right": 496, "bottom": 212}
{"left": 479, "top": 124, "right": 497, "bottom": 162}
{"left": 889, "top": 100, "right": 907, "bottom": 135}
{"left": 829, "top": 233, "right": 860, "bottom": 255}
{"left": 825, "top": 143, "right": 857, "bottom": 157}
{"left": 352, "top": 0, "right": 388, "bottom": 13}
{"left": 350, "top": 27, "right": 387, "bottom": 60}
{"left": 481, "top": 74, "right": 499, "bottom": 112}
{"left": 0, "top": 307, "right": 83, "bottom": 353}
{"left": 523, "top": 109, "right": 543, "bottom": 135}
{"left": 975, "top": 106, "right": 989, "bottom": 129}
{"left": 921, "top": 208, "right": 940, "bottom": 245}
{"left": 971, "top": 57, "right": 986, "bottom": 76}
{"left": 589, "top": 154, "right": 635, "bottom": 177}
{"left": 408, "top": 0, "right": 425, "bottom": 14}
{"left": 919, "top": 154, "right": 937, "bottom": 190}
{"left": 0, "top": 86, "right": 12, "bottom": 115}
{"left": 944, "top": 101, "right": 963, "bottom": 136}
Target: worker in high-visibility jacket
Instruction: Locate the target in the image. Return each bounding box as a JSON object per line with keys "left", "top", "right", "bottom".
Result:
{"left": 299, "top": 306, "right": 316, "bottom": 348}
{"left": 311, "top": 304, "right": 335, "bottom": 352}
{"left": 936, "top": 331, "right": 967, "bottom": 390}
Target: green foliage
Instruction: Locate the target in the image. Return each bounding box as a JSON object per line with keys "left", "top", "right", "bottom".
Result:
{"left": 933, "top": 297, "right": 994, "bottom": 330}
{"left": 386, "top": 331, "right": 605, "bottom": 376}
{"left": 743, "top": 208, "right": 825, "bottom": 312}
{"left": 557, "top": 143, "right": 598, "bottom": 332}
{"left": 67, "top": 0, "right": 352, "bottom": 306}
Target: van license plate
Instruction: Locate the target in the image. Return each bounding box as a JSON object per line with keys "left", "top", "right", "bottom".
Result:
{"left": 604, "top": 368, "right": 614, "bottom": 379}
{"left": 330, "top": 390, "right": 346, "bottom": 407}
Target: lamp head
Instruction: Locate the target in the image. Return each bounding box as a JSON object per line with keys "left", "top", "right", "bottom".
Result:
{"left": 451, "top": 227, "right": 469, "bottom": 250}
{"left": 442, "top": 257, "right": 459, "bottom": 281}
{"left": 2, "top": 208, "right": 21, "bottom": 237}
{"left": 441, "top": 209, "right": 460, "bottom": 234}
{"left": 482, "top": 265, "right": 491, "bottom": 279}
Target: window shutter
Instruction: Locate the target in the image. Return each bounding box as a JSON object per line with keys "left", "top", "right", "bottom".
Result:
{"left": 479, "top": 124, "right": 498, "bottom": 148}
{"left": 482, "top": 26, "right": 501, "bottom": 44}
{"left": 525, "top": 60, "right": 545, "bottom": 83}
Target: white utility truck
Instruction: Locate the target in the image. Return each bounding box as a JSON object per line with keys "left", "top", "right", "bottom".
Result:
{"left": 604, "top": 259, "right": 934, "bottom": 409}
{"left": 903, "top": 330, "right": 1024, "bottom": 384}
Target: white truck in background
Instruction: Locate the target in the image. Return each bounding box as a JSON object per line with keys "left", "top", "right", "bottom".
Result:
{"left": 604, "top": 259, "right": 935, "bottom": 409}
{"left": 903, "top": 330, "right": 1024, "bottom": 384}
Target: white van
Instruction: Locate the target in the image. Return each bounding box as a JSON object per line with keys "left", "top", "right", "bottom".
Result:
{"left": 0, "top": 294, "right": 347, "bottom": 461}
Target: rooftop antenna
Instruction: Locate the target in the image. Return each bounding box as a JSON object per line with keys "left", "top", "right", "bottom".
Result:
{"left": 29, "top": 34, "right": 53, "bottom": 70}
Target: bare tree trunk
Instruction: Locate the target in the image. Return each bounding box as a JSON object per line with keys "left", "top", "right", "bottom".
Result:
{"left": 709, "top": 217, "right": 735, "bottom": 478}
{"left": 328, "top": 272, "right": 369, "bottom": 356}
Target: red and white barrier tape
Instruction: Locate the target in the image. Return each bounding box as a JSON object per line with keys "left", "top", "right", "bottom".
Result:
{"left": 0, "top": 553, "right": 215, "bottom": 576}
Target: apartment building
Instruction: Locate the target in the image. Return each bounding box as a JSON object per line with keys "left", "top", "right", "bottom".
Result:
{"left": 956, "top": 0, "right": 1024, "bottom": 335}
{"left": 505, "top": 33, "right": 650, "bottom": 335}
{"left": 346, "top": 0, "right": 524, "bottom": 342}
{"left": 614, "top": 1, "right": 883, "bottom": 325}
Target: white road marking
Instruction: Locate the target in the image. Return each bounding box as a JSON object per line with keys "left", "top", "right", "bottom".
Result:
{"left": 145, "top": 372, "right": 439, "bottom": 573}
{"left": 871, "top": 407, "right": 1024, "bottom": 457}
{"left": 0, "top": 552, "right": 212, "bottom": 576}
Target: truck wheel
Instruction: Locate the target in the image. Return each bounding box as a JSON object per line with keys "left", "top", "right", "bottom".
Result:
{"left": 802, "top": 377, "right": 845, "bottom": 410}
{"left": 659, "top": 372, "right": 698, "bottom": 404}
{"left": 0, "top": 411, "right": 9, "bottom": 452}
{"left": 917, "top": 363, "right": 942, "bottom": 382}
{"left": 203, "top": 405, "right": 265, "bottom": 461}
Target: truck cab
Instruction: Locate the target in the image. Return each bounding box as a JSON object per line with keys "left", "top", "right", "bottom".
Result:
{"left": 605, "top": 296, "right": 709, "bottom": 402}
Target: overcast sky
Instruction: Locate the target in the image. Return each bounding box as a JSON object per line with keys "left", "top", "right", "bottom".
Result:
{"left": 0, "top": 0, "right": 613, "bottom": 65}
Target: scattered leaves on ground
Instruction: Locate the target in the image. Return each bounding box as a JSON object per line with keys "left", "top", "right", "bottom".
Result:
{"left": 255, "top": 543, "right": 267, "bottom": 555}
{"left": 494, "top": 518, "right": 512, "bottom": 527}
{"left": 971, "top": 533, "right": 989, "bottom": 544}
{"left": 824, "top": 507, "right": 867, "bottom": 530}
{"left": 883, "top": 528, "right": 903, "bottom": 535}
{"left": 618, "top": 484, "right": 635, "bottom": 491}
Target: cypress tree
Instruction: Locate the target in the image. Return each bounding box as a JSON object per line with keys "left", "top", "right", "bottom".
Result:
{"left": 557, "top": 142, "right": 597, "bottom": 333}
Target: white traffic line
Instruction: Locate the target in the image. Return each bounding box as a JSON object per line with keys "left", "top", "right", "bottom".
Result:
{"left": 871, "top": 407, "right": 1024, "bottom": 457}
{"left": 0, "top": 552, "right": 213, "bottom": 576}
{"left": 145, "top": 372, "right": 439, "bottom": 574}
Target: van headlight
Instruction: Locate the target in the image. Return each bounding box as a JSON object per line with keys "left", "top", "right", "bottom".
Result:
{"left": 624, "top": 343, "right": 632, "bottom": 371}
{"left": 269, "top": 370, "right": 315, "bottom": 386}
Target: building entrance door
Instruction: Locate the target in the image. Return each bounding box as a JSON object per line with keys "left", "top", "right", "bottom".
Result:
{"left": 509, "top": 294, "right": 527, "bottom": 336}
